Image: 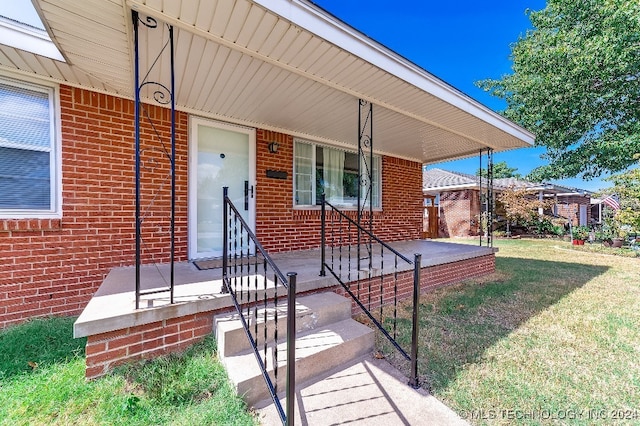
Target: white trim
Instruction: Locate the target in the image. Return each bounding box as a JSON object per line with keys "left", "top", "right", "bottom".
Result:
{"left": 0, "top": 73, "right": 62, "bottom": 219}
{"left": 188, "top": 116, "right": 256, "bottom": 260}
{"left": 0, "top": 16, "right": 64, "bottom": 62}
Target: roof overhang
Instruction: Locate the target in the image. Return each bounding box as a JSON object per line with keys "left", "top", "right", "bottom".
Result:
{"left": 0, "top": 0, "right": 535, "bottom": 163}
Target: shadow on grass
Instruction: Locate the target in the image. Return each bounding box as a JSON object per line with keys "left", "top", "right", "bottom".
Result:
{"left": 381, "top": 256, "right": 610, "bottom": 393}
{"left": 0, "top": 316, "right": 86, "bottom": 380}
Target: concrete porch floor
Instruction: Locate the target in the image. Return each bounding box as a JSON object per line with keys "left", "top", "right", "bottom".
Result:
{"left": 74, "top": 240, "right": 495, "bottom": 339}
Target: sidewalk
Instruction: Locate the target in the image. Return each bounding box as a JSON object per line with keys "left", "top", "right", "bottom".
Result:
{"left": 255, "top": 354, "right": 469, "bottom": 426}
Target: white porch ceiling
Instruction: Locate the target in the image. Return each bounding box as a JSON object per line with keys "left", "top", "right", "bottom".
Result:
{"left": 0, "top": 0, "right": 534, "bottom": 163}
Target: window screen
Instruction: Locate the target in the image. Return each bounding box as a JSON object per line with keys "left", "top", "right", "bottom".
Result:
{"left": 0, "top": 79, "right": 55, "bottom": 212}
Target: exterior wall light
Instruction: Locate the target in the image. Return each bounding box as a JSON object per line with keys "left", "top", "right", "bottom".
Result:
{"left": 268, "top": 141, "right": 279, "bottom": 153}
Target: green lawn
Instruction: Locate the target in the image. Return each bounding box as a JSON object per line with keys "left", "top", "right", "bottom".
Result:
{"left": 3, "top": 239, "right": 638, "bottom": 425}
{"left": 383, "top": 238, "right": 640, "bottom": 425}
{"left": 0, "top": 317, "right": 257, "bottom": 426}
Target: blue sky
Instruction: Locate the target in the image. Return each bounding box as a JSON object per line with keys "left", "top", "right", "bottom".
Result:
{"left": 312, "top": 1, "right": 608, "bottom": 192}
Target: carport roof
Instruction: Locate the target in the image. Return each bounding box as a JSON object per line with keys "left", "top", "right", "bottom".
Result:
{"left": 1, "top": 0, "right": 534, "bottom": 163}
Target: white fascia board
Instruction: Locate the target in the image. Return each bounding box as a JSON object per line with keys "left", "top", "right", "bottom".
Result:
{"left": 0, "top": 16, "right": 64, "bottom": 62}
{"left": 255, "top": 0, "right": 535, "bottom": 145}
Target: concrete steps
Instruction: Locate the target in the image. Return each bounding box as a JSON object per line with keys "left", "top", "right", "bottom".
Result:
{"left": 214, "top": 292, "right": 374, "bottom": 407}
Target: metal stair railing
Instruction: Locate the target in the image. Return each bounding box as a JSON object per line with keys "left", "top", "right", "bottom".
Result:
{"left": 222, "top": 187, "right": 297, "bottom": 425}
{"left": 320, "top": 195, "right": 421, "bottom": 388}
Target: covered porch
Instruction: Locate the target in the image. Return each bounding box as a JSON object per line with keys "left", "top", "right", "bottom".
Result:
{"left": 74, "top": 239, "right": 496, "bottom": 378}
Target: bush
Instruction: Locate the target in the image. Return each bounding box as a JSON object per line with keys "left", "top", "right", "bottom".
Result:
{"left": 572, "top": 225, "right": 589, "bottom": 240}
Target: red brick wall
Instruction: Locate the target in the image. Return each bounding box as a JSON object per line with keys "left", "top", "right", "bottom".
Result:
{"left": 1, "top": 91, "right": 423, "bottom": 329}
{"left": 335, "top": 254, "right": 495, "bottom": 314}
{"left": 256, "top": 130, "right": 423, "bottom": 252}
{"left": 84, "top": 312, "right": 213, "bottom": 379}
{"left": 0, "top": 86, "right": 189, "bottom": 329}
{"left": 438, "top": 189, "right": 481, "bottom": 237}
{"left": 554, "top": 196, "right": 592, "bottom": 226}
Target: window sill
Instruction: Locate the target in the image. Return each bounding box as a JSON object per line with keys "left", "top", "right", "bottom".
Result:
{"left": 292, "top": 206, "right": 383, "bottom": 219}
{"left": 293, "top": 205, "right": 383, "bottom": 212}
{"left": 1, "top": 218, "right": 62, "bottom": 233}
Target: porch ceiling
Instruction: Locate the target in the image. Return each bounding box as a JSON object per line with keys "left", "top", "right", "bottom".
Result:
{"left": 2, "top": 0, "right": 534, "bottom": 163}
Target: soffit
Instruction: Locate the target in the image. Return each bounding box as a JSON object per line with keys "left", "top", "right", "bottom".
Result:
{"left": 7, "top": 0, "right": 534, "bottom": 163}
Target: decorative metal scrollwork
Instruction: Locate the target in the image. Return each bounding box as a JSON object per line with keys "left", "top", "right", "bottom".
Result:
{"left": 139, "top": 81, "right": 172, "bottom": 105}
{"left": 137, "top": 15, "right": 158, "bottom": 28}
{"left": 361, "top": 135, "right": 371, "bottom": 148}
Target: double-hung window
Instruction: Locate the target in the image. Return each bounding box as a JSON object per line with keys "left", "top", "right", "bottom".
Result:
{"left": 0, "top": 77, "right": 60, "bottom": 218}
{"left": 294, "top": 140, "right": 381, "bottom": 208}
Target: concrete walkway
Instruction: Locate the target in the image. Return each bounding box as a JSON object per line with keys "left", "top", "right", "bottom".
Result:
{"left": 255, "top": 354, "right": 469, "bottom": 426}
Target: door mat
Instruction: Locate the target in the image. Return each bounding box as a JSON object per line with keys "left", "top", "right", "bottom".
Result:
{"left": 193, "top": 255, "right": 263, "bottom": 270}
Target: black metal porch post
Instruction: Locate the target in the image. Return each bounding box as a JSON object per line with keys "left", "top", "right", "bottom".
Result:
{"left": 487, "top": 148, "right": 494, "bottom": 248}
{"left": 133, "top": 10, "right": 141, "bottom": 309}
{"left": 409, "top": 253, "right": 422, "bottom": 388}
{"left": 357, "top": 99, "right": 373, "bottom": 269}
{"left": 320, "top": 194, "right": 326, "bottom": 277}
{"left": 222, "top": 187, "right": 229, "bottom": 293}
{"left": 286, "top": 272, "right": 297, "bottom": 425}
{"left": 169, "top": 24, "right": 176, "bottom": 304}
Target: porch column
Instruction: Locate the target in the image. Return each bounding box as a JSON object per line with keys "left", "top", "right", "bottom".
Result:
{"left": 357, "top": 99, "right": 373, "bottom": 269}
{"left": 538, "top": 190, "right": 544, "bottom": 217}
{"left": 132, "top": 11, "right": 176, "bottom": 308}
{"left": 479, "top": 148, "right": 494, "bottom": 247}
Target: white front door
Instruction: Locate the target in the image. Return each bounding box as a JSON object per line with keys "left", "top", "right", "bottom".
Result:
{"left": 189, "top": 118, "right": 255, "bottom": 259}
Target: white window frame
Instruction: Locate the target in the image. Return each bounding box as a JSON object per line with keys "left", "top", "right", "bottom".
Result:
{"left": 0, "top": 74, "right": 62, "bottom": 219}
{"left": 293, "top": 139, "right": 382, "bottom": 210}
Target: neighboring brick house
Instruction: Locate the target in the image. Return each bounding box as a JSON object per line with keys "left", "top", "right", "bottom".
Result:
{"left": 0, "top": 0, "right": 534, "bottom": 329}
{"left": 423, "top": 168, "right": 592, "bottom": 237}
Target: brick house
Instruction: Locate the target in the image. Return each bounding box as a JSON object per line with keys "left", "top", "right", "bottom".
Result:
{"left": 423, "top": 168, "right": 592, "bottom": 237}
{"left": 0, "top": 0, "right": 534, "bottom": 335}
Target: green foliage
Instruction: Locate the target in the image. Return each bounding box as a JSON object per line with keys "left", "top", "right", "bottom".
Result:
{"left": 572, "top": 225, "right": 590, "bottom": 240}
{"left": 0, "top": 316, "right": 85, "bottom": 379}
{"left": 476, "top": 161, "right": 521, "bottom": 179}
{"left": 603, "top": 158, "right": 640, "bottom": 231}
{"left": 0, "top": 320, "right": 257, "bottom": 425}
{"left": 527, "top": 217, "right": 555, "bottom": 235}
{"left": 497, "top": 186, "right": 555, "bottom": 235}
{"left": 478, "top": 0, "right": 640, "bottom": 180}
{"left": 118, "top": 339, "right": 225, "bottom": 406}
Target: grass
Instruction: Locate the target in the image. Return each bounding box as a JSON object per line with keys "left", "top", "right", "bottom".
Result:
{"left": 0, "top": 317, "right": 257, "bottom": 425}
{"left": 381, "top": 238, "right": 640, "bottom": 425}
{"left": 568, "top": 242, "right": 640, "bottom": 258}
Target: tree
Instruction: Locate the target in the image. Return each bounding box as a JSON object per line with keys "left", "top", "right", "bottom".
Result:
{"left": 497, "top": 186, "right": 554, "bottom": 235}
{"left": 603, "top": 156, "right": 640, "bottom": 231}
{"left": 476, "top": 161, "right": 521, "bottom": 179}
{"left": 478, "top": 0, "right": 640, "bottom": 180}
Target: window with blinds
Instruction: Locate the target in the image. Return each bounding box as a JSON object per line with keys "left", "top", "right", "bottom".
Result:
{"left": 0, "top": 77, "right": 58, "bottom": 216}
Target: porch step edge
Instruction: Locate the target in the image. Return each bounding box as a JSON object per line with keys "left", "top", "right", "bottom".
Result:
{"left": 214, "top": 292, "right": 351, "bottom": 358}
{"left": 222, "top": 317, "right": 375, "bottom": 407}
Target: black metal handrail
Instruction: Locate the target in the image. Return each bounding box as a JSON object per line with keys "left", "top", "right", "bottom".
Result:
{"left": 223, "top": 187, "right": 296, "bottom": 425}
{"left": 320, "top": 196, "right": 421, "bottom": 388}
